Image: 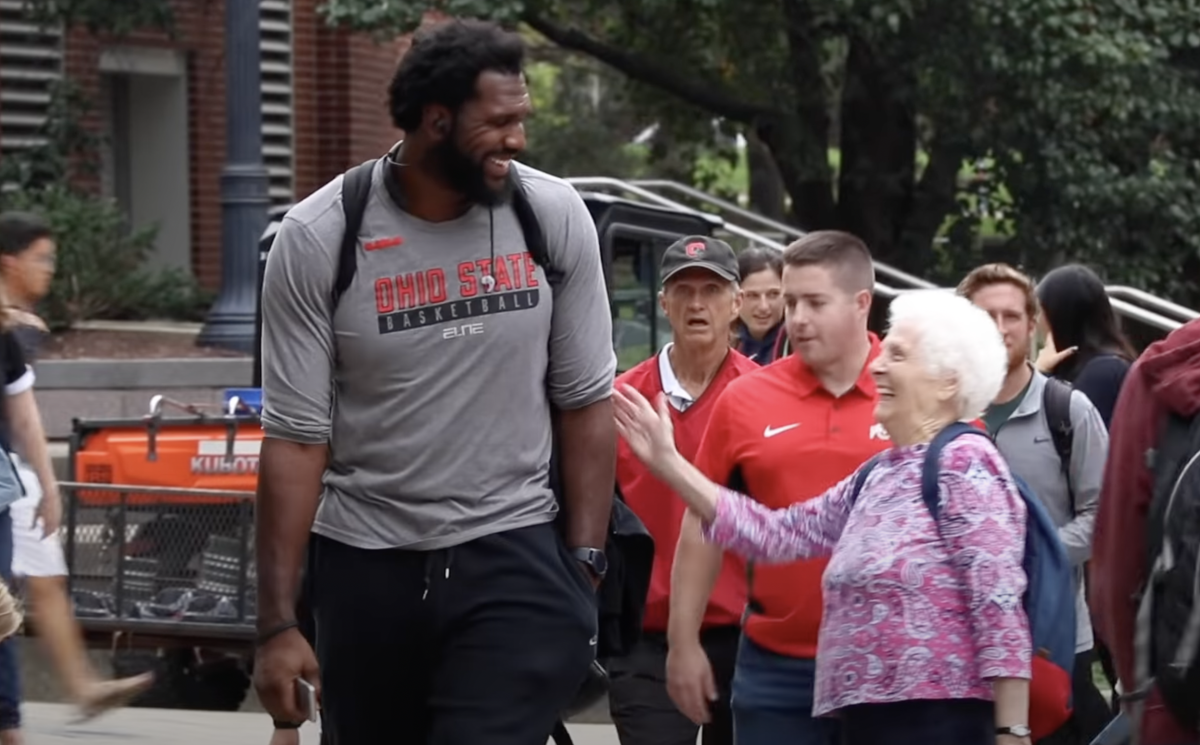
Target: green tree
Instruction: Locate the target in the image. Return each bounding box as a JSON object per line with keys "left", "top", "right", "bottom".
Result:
{"left": 318, "top": 0, "right": 1200, "bottom": 304}
{"left": 519, "top": 43, "right": 652, "bottom": 179}
{"left": 23, "top": 0, "right": 1200, "bottom": 303}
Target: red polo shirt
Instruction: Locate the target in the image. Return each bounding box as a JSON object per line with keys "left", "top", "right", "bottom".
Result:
{"left": 693, "top": 335, "right": 887, "bottom": 659}
{"left": 616, "top": 348, "right": 761, "bottom": 633}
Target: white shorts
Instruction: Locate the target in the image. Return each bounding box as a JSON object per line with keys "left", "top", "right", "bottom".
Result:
{"left": 9, "top": 457, "right": 67, "bottom": 578}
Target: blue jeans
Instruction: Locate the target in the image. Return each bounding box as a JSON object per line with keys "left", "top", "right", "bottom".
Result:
{"left": 0, "top": 507, "right": 19, "bottom": 730}
{"left": 730, "top": 635, "right": 840, "bottom": 745}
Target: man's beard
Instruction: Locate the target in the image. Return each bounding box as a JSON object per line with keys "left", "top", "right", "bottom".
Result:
{"left": 431, "top": 135, "right": 511, "bottom": 207}
{"left": 1008, "top": 342, "right": 1030, "bottom": 372}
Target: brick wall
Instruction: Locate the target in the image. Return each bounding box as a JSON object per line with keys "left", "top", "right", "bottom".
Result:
{"left": 62, "top": 0, "right": 226, "bottom": 288}
{"left": 57, "top": 0, "right": 409, "bottom": 291}
{"left": 300, "top": 19, "right": 404, "bottom": 192}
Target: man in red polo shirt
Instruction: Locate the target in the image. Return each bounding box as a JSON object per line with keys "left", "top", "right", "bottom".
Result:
{"left": 608, "top": 235, "right": 759, "bottom": 745}
{"left": 667, "top": 231, "right": 887, "bottom": 745}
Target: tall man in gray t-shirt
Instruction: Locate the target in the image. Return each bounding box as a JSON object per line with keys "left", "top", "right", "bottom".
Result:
{"left": 251, "top": 20, "right": 618, "bottom": 745}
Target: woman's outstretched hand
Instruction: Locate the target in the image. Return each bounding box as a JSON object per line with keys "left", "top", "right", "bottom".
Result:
{"left": 614, "top": 384, "right": 723, "bottom": 522}
{"left": 614, "top": 384, "right": 679, "bottom": 477}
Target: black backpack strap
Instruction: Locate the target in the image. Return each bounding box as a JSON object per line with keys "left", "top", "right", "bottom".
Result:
{"left": 1145, "top": 412, "right": 1200, "bottom": 568}
{"left": 849, "top": 454, "right": 883, "bottom": 505}
{"left": 1042, "top": 376, "right": 1076, "bottom": 513}
{"left": 332, "top": 159, "right": 378, "bottom": 308}
{"left": 550, "top": 720, "right": 574, "bottom": 745}
{"left": 507, "top": 168, "right": 560, "bottom": 288}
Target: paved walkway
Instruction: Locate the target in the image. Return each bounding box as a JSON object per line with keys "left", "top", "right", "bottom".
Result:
{"left": 22, "top": 702, "right": 621, "bottom": 744}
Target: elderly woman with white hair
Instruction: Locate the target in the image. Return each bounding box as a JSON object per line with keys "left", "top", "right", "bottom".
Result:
{"left": 615, "top": 290, "right": 1033, "bottom": 745}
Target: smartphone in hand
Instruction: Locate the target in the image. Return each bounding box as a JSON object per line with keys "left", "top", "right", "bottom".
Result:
{"left": 295, "top": 677, "right": 318, "bottom": 723}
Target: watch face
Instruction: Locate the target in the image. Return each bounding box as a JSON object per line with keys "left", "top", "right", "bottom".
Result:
{"left": 592, "top": 551, "right": 609, "bottom": 574}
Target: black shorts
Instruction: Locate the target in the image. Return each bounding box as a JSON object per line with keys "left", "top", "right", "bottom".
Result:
{"left": 309, "top": 521, "right": 597, "bottom": 745}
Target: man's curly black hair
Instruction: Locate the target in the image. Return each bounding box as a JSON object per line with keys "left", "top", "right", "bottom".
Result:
{"left": 388, "top": 19, "right": 526, "bottom": 133}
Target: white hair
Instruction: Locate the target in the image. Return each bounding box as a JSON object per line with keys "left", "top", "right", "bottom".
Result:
{"left": 887, "top": 289, "right": 1007, "bottom": 420}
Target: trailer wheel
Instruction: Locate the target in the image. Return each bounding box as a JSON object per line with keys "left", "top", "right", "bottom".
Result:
{"left": 111, "top": 648, "right": 250, "bottom": 711}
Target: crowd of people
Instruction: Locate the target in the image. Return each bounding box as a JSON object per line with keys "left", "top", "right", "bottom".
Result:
{"left": 246, "top": 16, "right": 1200, "bottom": 745}
{"left": 0, "top": 12, "right": 1190, "bottom": 745}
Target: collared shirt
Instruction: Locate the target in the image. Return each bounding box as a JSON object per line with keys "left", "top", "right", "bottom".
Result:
{"left": 658, "top": 343, "right": 695, "bottom": 412}
{"left": 615, "top": 347, "right": 760, "bottom": 632}
{"left": 693, "top": 335, "right": 888, "bottom": 658}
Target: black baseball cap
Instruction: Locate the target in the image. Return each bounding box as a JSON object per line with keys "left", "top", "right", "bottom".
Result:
{"left": 660, "top": 235, "right": 740, "bottom": 285}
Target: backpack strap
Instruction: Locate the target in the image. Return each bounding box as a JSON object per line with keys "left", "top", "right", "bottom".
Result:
{"left": 1144, "top": 412, "right": 1200, "bottom": 580}
{"left": 507, "top": 168, "right": 559, "bottom": 286}
{"left": 1041, "top": 377, "right": 1076, "bottom": 513}
{"left": 848, "top": 454, "right": 884, "bottom": 505}
{"left": 920, "top": 421, "right": 989, "bottom": 521}
{"left": 550, "top": 720, "right": 574, "bottom": 745}
{"left": 332, "top": 159, "right": 378, "bottom": 309}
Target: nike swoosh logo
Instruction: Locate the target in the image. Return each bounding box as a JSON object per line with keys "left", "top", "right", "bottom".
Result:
{"left": 764, "top": 423, "right": 800, "bottom": 438}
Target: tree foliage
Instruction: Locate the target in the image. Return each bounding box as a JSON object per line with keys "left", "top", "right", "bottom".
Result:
{"left": 320, "top": 0, "right": 1200, "bottom": 305}
{"left": 18, "top": 0, "right": 1200, "bottom": 303}
{"left": 17, "top": 0, "right": 175, "bottom": 36}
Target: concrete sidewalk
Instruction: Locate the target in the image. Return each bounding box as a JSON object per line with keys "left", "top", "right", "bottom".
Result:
{"left": 22, "top": 702, "right": 622, "bottom": 744}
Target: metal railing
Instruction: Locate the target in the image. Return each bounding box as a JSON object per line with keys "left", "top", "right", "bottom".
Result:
{"left": 571, "top": 176, "right": 1196, "bottom": 334}
{"left": 61, "top": 481, "right": 256, "bottom": 629}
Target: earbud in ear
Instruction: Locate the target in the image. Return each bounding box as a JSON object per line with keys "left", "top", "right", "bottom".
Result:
{"left": 436, "top": 119, "right": 449, "bottom": 134}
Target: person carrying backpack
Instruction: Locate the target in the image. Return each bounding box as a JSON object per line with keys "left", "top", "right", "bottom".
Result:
{"left": 959, "top": 264, "right": 1114, "bottom": 744}
{"left": 1091, "top": 319, "right": 1200, "bottom": 745}
{"left": 614, "top": 289, "right": 1076, "bottom": 745}
{"left": 251, "top": 19, "right": 618, "bottom": 745}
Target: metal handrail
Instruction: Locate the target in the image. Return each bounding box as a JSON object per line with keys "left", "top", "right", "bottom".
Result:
{"left": 606, "top": 177, "right": 937, "bottom": 292}
{"left": 1108, "top": 297, "right": 1188, "bottom": 333}
{"left": 1105, "top": 286, "right": 1199, "bottom": 325}
{"left": 570, "top": 175, "right": 1195, "bottom": 335}
{"left": 59, "top": 482, "right": 255, "bottom": 499}
{"left": 631, "top": 179, "right": 803, "bottom": 238}
{"left": 567, "top": 177, "right": 786, "bottom": 251}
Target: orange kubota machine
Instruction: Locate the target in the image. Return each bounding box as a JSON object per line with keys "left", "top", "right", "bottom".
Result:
{"left": 65, "top": 391, "right": 265, "bottom": 710}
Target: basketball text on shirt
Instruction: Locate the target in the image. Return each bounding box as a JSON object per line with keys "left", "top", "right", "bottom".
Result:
{"left": 372, "top": 250, "right": 542, "bottom": 335}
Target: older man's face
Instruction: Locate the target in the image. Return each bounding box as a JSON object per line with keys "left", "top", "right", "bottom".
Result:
{"left": 969, "top": 281, "right": 1035, "bottom": 372}
{"left": 659, "top": 267, "right": 740, "bottom": 350}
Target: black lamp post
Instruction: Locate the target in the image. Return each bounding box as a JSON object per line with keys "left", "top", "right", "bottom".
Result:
{"left": 197, "top": 0, "right": 270, "bottom": 353}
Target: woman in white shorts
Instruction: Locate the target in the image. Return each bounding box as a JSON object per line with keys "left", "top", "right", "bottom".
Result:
{"left": 8, "top": 453, "right": 150, "bottom": 716}
{"left": 0, "top": 212, "right": 150, "bottom": 743}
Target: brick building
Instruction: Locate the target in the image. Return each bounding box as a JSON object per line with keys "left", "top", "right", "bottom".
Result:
{"left": 0, "top": 0, "right": 411, "bottom": 289}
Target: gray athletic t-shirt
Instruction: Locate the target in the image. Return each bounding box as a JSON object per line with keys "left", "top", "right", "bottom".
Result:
{"left": 259, "top": 159, "right": 616, "bottom": 550}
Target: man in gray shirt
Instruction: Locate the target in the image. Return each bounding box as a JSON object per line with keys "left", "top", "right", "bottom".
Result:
{"left": 251, "top": 19, "right": 618, "bottom": 745}
{"left": 959, "top": 263, "right": 1114, "bottom": 745}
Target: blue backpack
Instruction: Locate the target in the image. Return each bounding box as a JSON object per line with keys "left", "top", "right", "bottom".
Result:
{"left": 850, "top": 422, "right": 1076, "bottom": 737}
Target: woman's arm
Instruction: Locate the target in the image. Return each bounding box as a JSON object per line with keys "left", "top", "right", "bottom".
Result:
{"left": 993, "top": 678, "right": 1032, "bottom": 743}
{"left": 615, "top": 384, "right": 859, "bottom": 562}
{"left": 6, "top": 387, "right": 59, "bottom": 535}
{"left": 654, "top": 450, "right": 859, "bottom": 563}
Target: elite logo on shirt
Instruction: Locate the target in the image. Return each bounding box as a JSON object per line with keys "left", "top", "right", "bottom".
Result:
{"left": 371, "top": 251, "right": 542, "bottom": 336}
{"left": 365, "top": 235, "right": 404, "bottom": 251}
